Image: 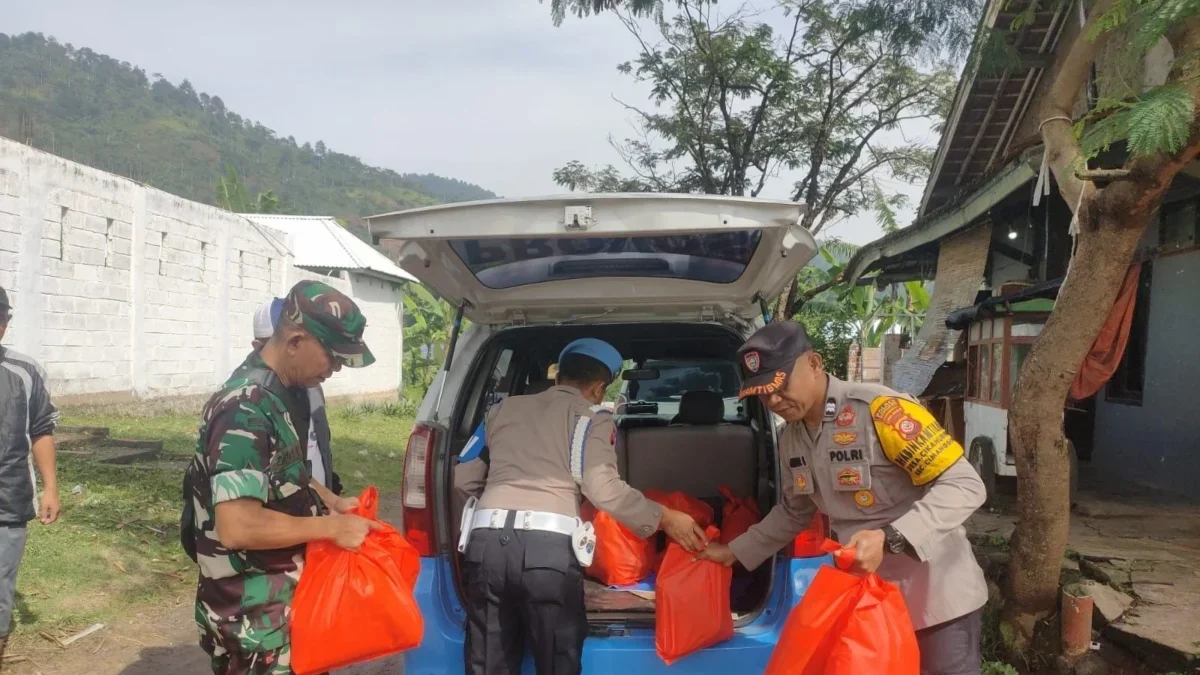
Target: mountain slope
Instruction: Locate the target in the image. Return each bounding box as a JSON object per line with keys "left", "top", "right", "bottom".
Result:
{"left": 0, "top": 32, "right": 497, "bottom": 224}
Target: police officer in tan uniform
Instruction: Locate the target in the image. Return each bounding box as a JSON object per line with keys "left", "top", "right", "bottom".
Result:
{"left": 698, "top": 322, "right": 988, "bottom": 675}
{"left": 454, "top": 338, "right": 706, "bottom": 675}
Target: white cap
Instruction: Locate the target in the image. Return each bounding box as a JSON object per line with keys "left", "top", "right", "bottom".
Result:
{"left": 253, "top": 300, "right": 276, "bottom": 339}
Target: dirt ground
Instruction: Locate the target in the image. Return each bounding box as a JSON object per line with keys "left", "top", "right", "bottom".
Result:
{"left": 970, "top": 466, "right": 1200, "bottom": 673}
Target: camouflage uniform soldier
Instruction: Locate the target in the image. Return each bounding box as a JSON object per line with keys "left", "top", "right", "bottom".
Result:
{"left": 184, "top": 280, "right": 380, "bottom": 675}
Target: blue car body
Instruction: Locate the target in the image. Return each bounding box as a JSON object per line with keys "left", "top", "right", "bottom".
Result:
{"left": 403, "top": 554, "right": 832, "bottom": 674}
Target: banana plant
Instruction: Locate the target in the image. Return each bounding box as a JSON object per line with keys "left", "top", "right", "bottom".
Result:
{"left": 402, "top": 283, "right": 457, "bottom": 389}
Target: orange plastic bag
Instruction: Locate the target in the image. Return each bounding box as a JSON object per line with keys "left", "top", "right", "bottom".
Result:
{"left": 655, "top": 525, "right": 733, "bottom": 664}
{"left": 717, "top": 485, "right": 761, "bottom": 545}
{"left": 645, "top": 489, "right": 714, "bottom": 528}
{"left": 581, "top": 501, "right": 656, "bottom": 587}
{"left": 292, "top": 487, "right": 424, "bottom": 675}
{"left": 764, "top": 542, "right": 919, "bottom": 675}
{"left": 791, "top": 511, "right": 831, "bottom": 558}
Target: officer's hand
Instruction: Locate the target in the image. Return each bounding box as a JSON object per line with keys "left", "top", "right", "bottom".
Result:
{"left": 660, "top": 508, "right": 706, "bottom": 554}
{"left": 845, "top": 529, "right": 886, "bottom": 574}
{"left": 329, "top": 513, "right": 382, "bottom": 551}
{"left": 693, "top": 542, "right": 737, "bottom": 567}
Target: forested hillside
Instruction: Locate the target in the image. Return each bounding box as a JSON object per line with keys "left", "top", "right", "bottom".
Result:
{"left": 0, "top": 32, "right": 496, "bottom": 224}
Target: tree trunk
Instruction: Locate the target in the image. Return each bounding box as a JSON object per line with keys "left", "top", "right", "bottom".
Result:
{"left": 1004, "top": 208, "right": 1152, "bottom": 648}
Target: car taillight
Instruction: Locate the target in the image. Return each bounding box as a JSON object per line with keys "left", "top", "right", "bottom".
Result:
{"left": 402, "top": 423, "right": 437, "bottom": 556}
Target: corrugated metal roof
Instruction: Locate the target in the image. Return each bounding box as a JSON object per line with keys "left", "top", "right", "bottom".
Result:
{"left": 920, "top": 0, "right": 1072, "bottom": 216}
{"left": 245, "top": 215, "right": 417, "bottom": 284}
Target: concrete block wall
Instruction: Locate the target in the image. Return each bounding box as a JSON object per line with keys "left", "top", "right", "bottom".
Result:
{"left": 1, "top": 138, "right": 402, "bottom": 400}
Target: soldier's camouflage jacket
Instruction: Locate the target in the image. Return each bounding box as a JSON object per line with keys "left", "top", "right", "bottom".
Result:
{"left": 186, "top": 352, "right": 323, "bottom": 671}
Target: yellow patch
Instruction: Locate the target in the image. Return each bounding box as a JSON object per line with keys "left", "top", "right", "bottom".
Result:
{"left": 795, "top": 473, "right": 808, "bottom": 490}
{"left": 854, "top": 490, "right": 876, "bottom": 508}
{"left": 832, "top": 431, "right": 857, "bottom": 446}
{"left": 868, "top": 396, "right": 964, "bottom": 486}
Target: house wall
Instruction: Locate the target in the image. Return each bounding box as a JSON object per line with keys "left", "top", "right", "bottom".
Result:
{"left": 1092, "top": 249, "right": 1200, "bottom": 494}
{"left": 0, "top": 138, "right": 403, "bottom": 400}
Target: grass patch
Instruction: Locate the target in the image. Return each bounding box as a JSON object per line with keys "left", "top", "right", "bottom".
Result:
{"left": 10, "top": 405, "right": 413, "bottom": 643}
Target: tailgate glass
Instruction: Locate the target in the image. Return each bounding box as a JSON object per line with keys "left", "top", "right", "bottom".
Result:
{"left": 449, "top": 230, "right": 763, "bottom": 289}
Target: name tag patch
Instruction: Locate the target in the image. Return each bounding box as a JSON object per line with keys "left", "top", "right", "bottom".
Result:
{"left": 828, "top": 448, "right": 865, "bottom": 463}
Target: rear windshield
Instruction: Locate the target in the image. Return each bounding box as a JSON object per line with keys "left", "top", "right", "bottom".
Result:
{"left": 449, "top": 230, "right": 762, "bottom": 289}
{"left": 620, "top": 359, "right": 744, "bottom": 420}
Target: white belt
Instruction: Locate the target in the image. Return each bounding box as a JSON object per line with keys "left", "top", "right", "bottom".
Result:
{"left": 470, "top": 508, "right": 579, "bottom": 537}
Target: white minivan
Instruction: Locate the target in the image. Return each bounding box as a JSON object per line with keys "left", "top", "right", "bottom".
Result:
{"left": 366, "top": 194, "right": 830, "bottom": 674}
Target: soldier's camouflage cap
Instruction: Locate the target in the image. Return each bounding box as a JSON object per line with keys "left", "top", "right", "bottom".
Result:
{"left": 281, "top": 280, "right": 375, "bottom": 368}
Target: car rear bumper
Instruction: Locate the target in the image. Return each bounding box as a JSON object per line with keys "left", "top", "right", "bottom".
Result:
{"left": 403, "top": 554, "right": 832, "bottom": 674}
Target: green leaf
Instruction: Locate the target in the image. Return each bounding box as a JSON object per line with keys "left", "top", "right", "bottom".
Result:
{"left": 1131, "top": 0, "right": 1200, "bottom": 53}
{"left": 1087, "top": 0, "right": 1132, "bottom": 41}
{"left": 1125, "top": 85, "right": 1195, "bottom": 157}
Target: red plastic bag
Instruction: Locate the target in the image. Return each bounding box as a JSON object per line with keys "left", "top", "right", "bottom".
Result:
{"left": 764, "top": 542, "right": 919, "bottom": 675}
{"left": 791, "top": 511, "right": 831, "bottom": 558}
{"left": 655, "top": 525, "right": 733, "bottom": 664}
{"left": 645, "top": 489, "right": 714, "bottom": 528}
{"left": 717, "top": 485, "right": 761, "bottom": 545}
{"left": 581, "top": 501, "right": 656, "bottom": 587}
{"left": 292, "top": 487, "right": 424, "bottom": 675}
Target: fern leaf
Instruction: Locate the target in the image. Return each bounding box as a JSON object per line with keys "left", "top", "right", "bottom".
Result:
{"left": 1087, "top": 0, "right": 1133, "bottom": 41}
{"left": 1126, "top": 85, "right": 1195, "bottom": 157}
{"left": 1132, "top": 0, "right": 1200, "bottom": 53}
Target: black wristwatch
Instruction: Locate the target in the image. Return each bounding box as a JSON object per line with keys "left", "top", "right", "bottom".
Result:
{"left": 883, "top": 525, "right": 907, "bottom": 554}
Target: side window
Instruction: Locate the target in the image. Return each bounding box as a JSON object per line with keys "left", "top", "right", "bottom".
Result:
{"left": 460, "top": 347, "right": 517, "bottom": 437}
{"left": 484, "top": 349, "right": 516, "bottom": 409}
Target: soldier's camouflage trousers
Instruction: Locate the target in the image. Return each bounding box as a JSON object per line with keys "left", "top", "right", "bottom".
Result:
{"left": 196, "top": 601, "right": 325, "bottom": 675}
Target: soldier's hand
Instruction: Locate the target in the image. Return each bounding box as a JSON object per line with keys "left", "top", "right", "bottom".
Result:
{"left": 660, "top": 508, "right": 706, "bottom": 554}
{"left": 332, "top": 495, "right": 359, "bottom": 515}
{"left": 329, "top": 514, "right": 382, "bottom": 551}
{"left": 845, "top": 529, "right": 886, "bottom": 575}
{"left": 693, "top": 542, "right": 737, "bottom": 567}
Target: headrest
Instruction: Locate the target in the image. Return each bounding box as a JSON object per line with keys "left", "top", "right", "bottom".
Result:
{"left": 673, "top": 390, "right": 725, "bottom": 425}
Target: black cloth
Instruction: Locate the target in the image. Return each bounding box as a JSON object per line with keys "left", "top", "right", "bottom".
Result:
{"left": 915, "top": 607, "right": 983, "bottom": 675}
{"left": 463, "top": 516, "right": 587, "bottom": 675}
{"left": 0, "top": 347, "right": 57, "bottom": 525}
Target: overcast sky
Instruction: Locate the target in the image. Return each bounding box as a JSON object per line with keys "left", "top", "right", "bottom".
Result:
{"left": 8, "top": 0, "right": 939, "bottom": 245}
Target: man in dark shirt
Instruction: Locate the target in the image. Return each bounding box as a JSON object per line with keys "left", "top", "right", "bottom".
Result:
{"left": 0, "top": 286, "right": 60, "bottom": 663}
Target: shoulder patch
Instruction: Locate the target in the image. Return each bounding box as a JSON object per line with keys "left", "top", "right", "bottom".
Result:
{"left": 868, "top": 396, "right": 963, "bottom": 486}
{"left": 589, "top": 404, "right": 613, "bottom": 416}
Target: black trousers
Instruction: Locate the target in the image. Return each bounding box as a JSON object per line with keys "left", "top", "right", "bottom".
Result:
{"left": 462, "top": 517, "right": 587, "bottom": 675}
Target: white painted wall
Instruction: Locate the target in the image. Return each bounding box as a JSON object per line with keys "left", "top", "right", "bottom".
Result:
{"left": 0, "top": 138, "right": 403, "bottom": 399}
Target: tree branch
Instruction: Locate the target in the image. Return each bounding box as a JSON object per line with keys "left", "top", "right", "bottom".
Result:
{"left": 1038, "top": 0, "right": 1118, "bottom": 213}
